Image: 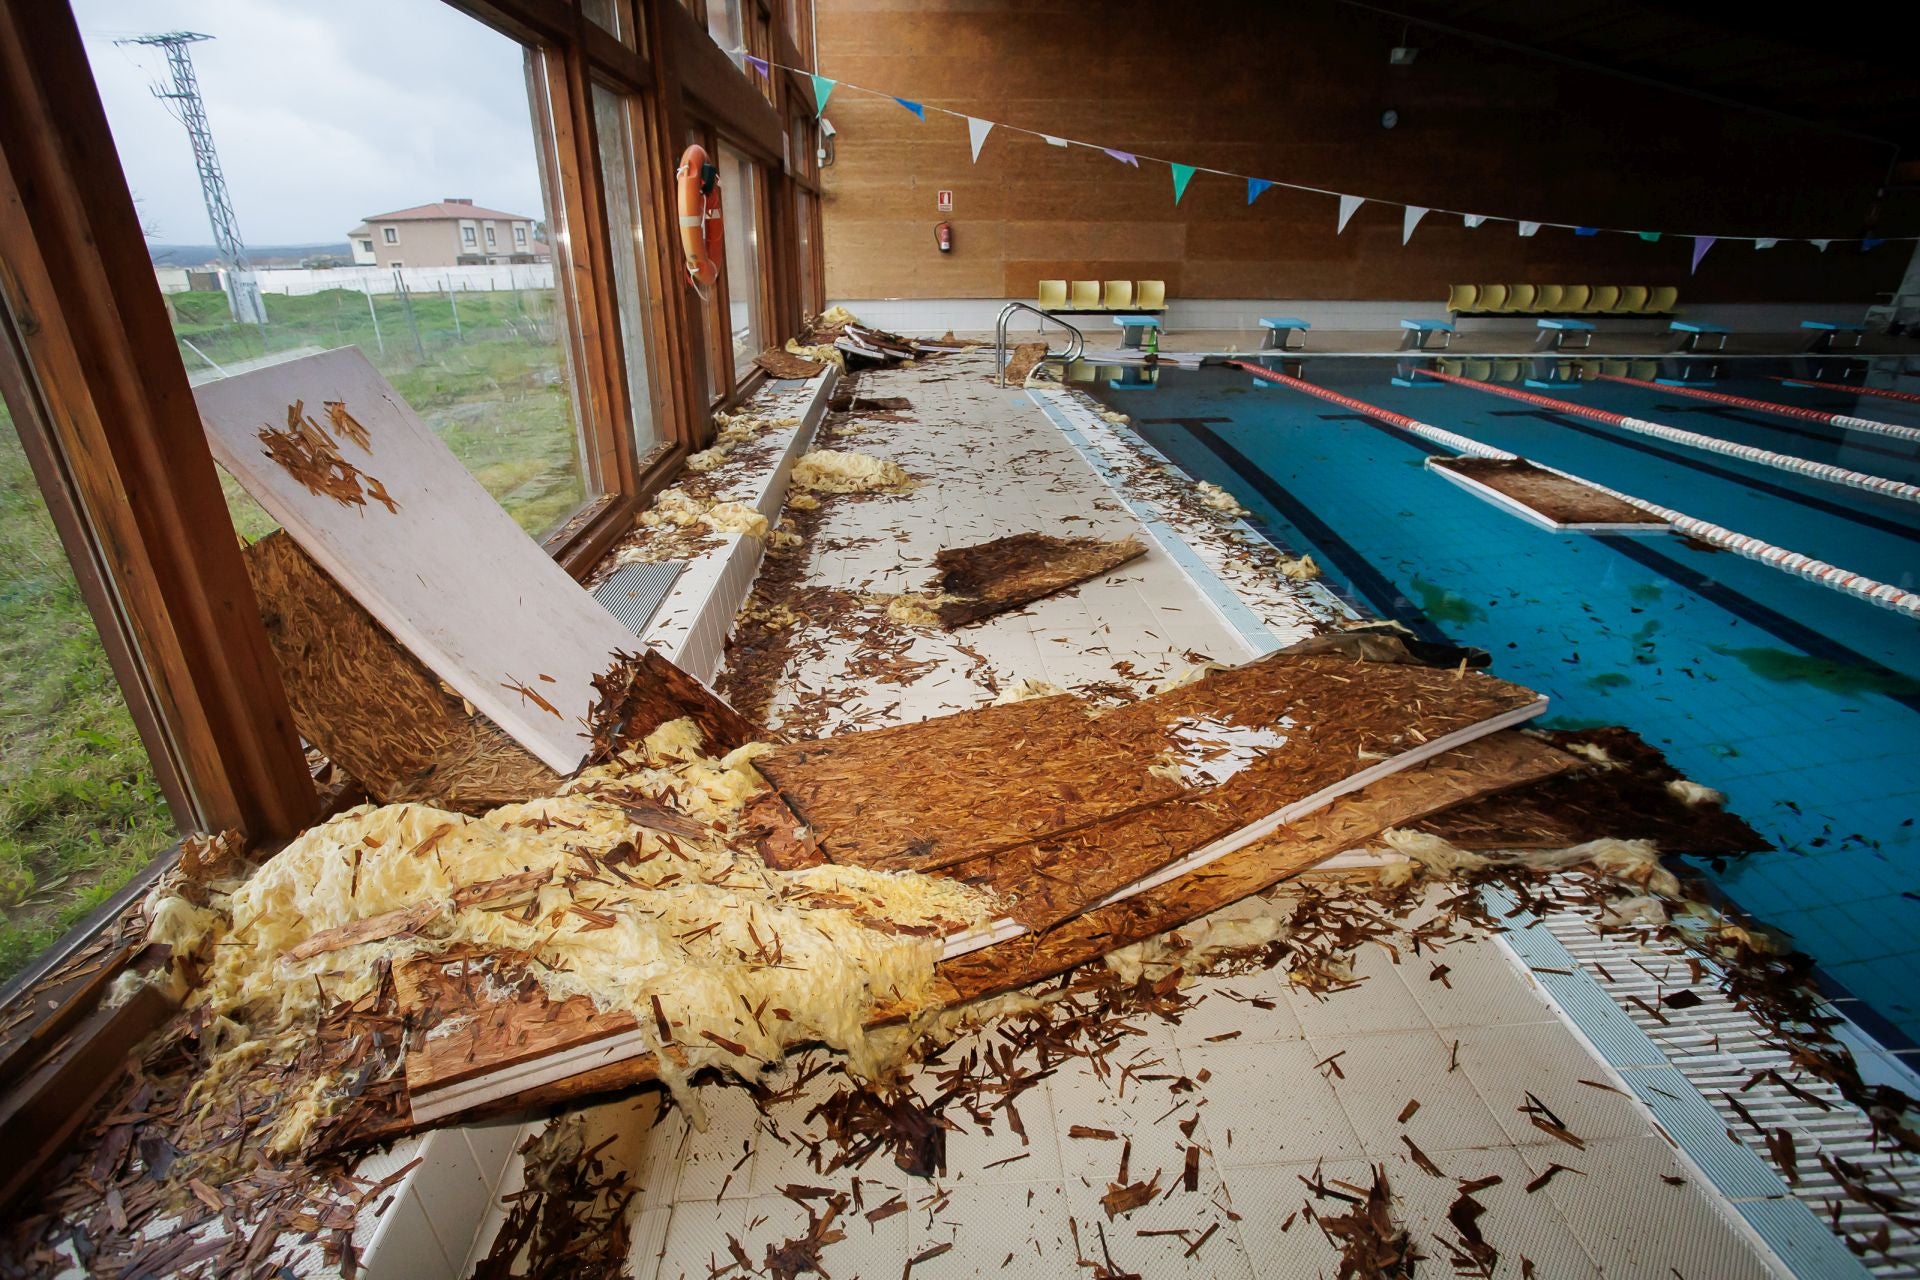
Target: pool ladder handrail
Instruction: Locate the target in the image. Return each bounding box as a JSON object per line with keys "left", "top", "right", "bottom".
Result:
{"left": 994, "top": 302, "right": 1085, "bottom": 387}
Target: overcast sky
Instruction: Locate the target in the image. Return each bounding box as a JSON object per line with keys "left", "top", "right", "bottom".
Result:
{"left": 77, "top": 0, "right": 548, "bottom": 245}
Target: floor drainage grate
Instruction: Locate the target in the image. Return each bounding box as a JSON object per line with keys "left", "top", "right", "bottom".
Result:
{"left": 1540, "top": 909, "right": 1920, "bottom": 1277}
{"left": 591, "top": 560, "right": 683, "bottom": 635}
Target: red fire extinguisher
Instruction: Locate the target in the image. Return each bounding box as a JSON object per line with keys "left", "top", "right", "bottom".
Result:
{"left": 935, "top": 221, "right": 953, "bottom": 253}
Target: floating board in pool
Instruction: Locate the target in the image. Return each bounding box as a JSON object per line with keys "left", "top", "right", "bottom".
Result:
{"left": 1427, "top": 456, "right": 1670, "bottom": 535}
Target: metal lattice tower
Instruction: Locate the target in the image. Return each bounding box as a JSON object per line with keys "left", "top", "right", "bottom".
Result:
{"left": 118, "top": 31, "right": 266, "bottom": 326}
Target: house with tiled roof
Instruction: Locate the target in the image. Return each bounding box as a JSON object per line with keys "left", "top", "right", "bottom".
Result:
{"left": 346, "top": 198, "right": 549, "bottom": 268}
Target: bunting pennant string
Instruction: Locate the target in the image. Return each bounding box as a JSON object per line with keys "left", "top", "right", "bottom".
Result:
{"left": 1402, "top": 205, "right": 1427, "bottom": 245}
{"left": 966, "top": 116, "right": 993, "bottom": 163}
{"left": 1691, "top": 236, "right": 1716, "bottom": 273}
{"left": 759, "top": 55, "right": 1916, "bottom": 246}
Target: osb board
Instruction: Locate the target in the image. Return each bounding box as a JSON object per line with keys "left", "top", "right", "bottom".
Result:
{"left": 1429, "top": 457, "right": 1667, "bottom": 530}
{"left": 390, "top": 731, "right": 1573, "bottom": 1132}
{"left": 194, "top": 347, "right": 644, "bottom": 773}
{"left": 1091, "top": 654, "right": 1547, "bottom": 830}
{"left": 1419, "top": 726, "right": 1766, "bottom": 856}
{"left": 585, "top": 648, "right": 769, "bottom": 764}
{"left": 754, "top": 694, "right": 1185, "bottom": 873}
{"left": 244, "top": 530, "right": 561, "bottom": 812}
{"left": 753, "top": 348, "right": 826, "bottom": 379}
{"left": 930, "top": 532, "right": 1148, "bottom": 629}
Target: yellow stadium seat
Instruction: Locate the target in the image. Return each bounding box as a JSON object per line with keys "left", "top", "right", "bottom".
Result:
{"left": 1588, "top": 285, "right": 1621, "bottom": 313}
{"left": 1645, "top": 285, "right": 1679, "bottom": 314}
{"left": 1614, "top": 285, "right": 1649, "bottom": 314}
{"left": 1477, "top": 284, "right": 1510, "bottom": 313}
{"left": 1629, "top": 359, "right": 1659, "bottom": 380}
{"left": 1560, "top": 284, "right": 1592, "bottom": 312}
{"left": 1446, "top": 284, "right": 1479, "bottom": 313}
{"left": 1037, "top": 279, "right": 1068, "bottom": 310}
{"left": 1493, "top": 359, "right": 1523, "bottom": 382}
{"left": 1135, "top": 279, "right": 1166, "bottom": 311}
{"left": 1103, "top": 279, "right": 1134, "bottom": 310}
{"left": 1535, "top": 284, "right": 1566, "bottom": 312}
{"left": 1069, "top": 280, "right": 1100, "bottom": 309}
{"left": 1507, "top": 284, "right": 1539, "bottom": 313}
{"left": 1465, "top": 360, "right": 1493, "bottom": 380}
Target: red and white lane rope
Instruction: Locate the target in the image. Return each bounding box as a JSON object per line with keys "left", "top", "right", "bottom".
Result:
{"left": 1765, "top": 374, "right": 1920, "bottom": 407}
{"left": 1417, "top": 369, "right": 1920, "bottom": 505}
{"left": 1594, "top": 373, "right": 1920, "bottom": 445}
{"left": 1228, "top": 361, "right": 1920, "bottom": 617}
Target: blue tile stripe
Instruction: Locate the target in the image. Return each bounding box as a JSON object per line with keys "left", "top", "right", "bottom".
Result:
{"left": 1487, "top": 887, "right": 1872, "bottom": 1279}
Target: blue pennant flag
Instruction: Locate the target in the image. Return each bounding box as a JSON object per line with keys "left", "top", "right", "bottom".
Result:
{"left": 1247, "top": 178, "right": 1273, "bottom": 205}
{"left": 1863, "top": 237, "right": 1886, "bottom": 251}
{"left": 893, "top": 96, "right": 925, "bottom": 120}
{"left": 1575, "top": 227, "right": 1598, "bottom": 237}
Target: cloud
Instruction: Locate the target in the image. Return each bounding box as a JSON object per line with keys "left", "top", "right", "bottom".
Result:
{"left": 77, "top": 0, "right": 549, "bottom": 246}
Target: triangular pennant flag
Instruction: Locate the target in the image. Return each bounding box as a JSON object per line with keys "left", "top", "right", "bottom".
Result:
{"left": 1336, "top": 194, "right": 1364, "bottom": 234}
{"left": 744, "top": 54, "right": 770, "bottom": 76}
{"left": 1863, "top": 237, "right": 1886, "bottom": 251}
{"left": 1463, "top": 214, "right": 1486, "bottom": 229}
{"left": 1041, "top": 134, "right": 1069, "bottom": 148}
{"left": 809, "top": 74, "right": 836, "bottom": 115}
{"left": 1170, "top": 163, "right": 1197, "bottom": 204}
{"left": 1637, "top": 232, "right": 1661, "bottom": 242}
{"left": 1247, "top": 178, "right": 1274, "bottom": 205}
{"left": 1517, "top": 221, "right": 1541, "bottom": 237}
{"left": 1103, "top": 148, "right": 1139, "bottom": 167}
{"left": 1575, "top": 227, "right": 1599, "bottom": 237}
{"left": 892, "top": 96, "right": 925, "bottom": 120}
{"left": 1402, "top": 205, "right": 1428, "bottom": 245}
{"left": 966, "top": 116, "right": 993, "bottom": 163}
{"left": 1811, "top": 239, "right": 1832, "bottom": 252}
{"left": 1691, "top": 235, "right": 1716, "bottom": 273}
{"left": 1754, "top": 238, "right": 1779, "bottom": 250}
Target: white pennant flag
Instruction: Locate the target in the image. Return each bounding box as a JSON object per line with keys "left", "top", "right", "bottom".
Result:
{"left": 1517, "top": 221, "right": 1541, "bottom": 237}
{"left": 1810, "top": 239, "right": 1832, "bottom": 252}
{"left": 1754, "top": 238, "right": 1779, "bottom": 250}
{"left": 1463, "top": 214, "right": 1487, "bottom": 229}
{"left": 1402, "top": 205, "right": 1428, "bottom": 245}
{"left": 1336, "top": 194, "right": 1365, "bottom": 235}
{"left": 966, "top": 116, "right": 993, "bottom": 163}
{"left": 1040, "top": 134, "right": 1069, "bottom": 148}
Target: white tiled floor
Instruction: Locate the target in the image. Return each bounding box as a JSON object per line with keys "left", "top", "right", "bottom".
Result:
{"left": 617, "top": 354, "right": 1788, "bottom": 1279}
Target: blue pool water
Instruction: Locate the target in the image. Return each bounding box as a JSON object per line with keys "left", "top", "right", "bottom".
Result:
{"left": 1078, "top": 356, "right": 1920, "bottom": 1045}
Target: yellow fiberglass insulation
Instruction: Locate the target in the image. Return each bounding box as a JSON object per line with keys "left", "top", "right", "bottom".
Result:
{"left": 637, "top": 488, "right": 769, "bottom": 538}
{"left": 792, "top": 449, "right": 912, "bottom": 494}
{"left": 700, "top": 500, "right": 770, "bottom": 538}
{"left": 163, "top": 720, "right": 999, "bottom": 1147}
{"left": 884, "top": 592, "right": 951, "bottom": 627}
{"left": 786, "top": 338, "right": 846, "bottom": 373}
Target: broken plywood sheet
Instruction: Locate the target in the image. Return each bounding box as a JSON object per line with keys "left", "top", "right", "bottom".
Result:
{"left": 753, "top": 348, "right": 828, "bottom": 379}
{"left": 244, "top": 530, "right": 561, "bottom": 811}
{"left": 928, "top": 532, "right": 1148, "bottom": 628}
{"left": 195, "top": 347, "right": 706, "bottom": 773}
{"left": 754, "top": 694, "right": 1186, "bottom": 873}
{"left": 1427, "top": 456, "right": 1668, "bottom": 533}
{"left": 389, "top": 731, "right": 1571, "bottom": 1131}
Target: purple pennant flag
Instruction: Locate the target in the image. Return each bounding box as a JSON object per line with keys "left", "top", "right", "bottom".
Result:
{"left": 1691, "top": 235, "right": 1716, "bottom": 273}
{"left": 1103, "top": 148, "right": 1139, "bottom": 167}
{"left": 744, "top": 54, "right": 770, "bottom": 76}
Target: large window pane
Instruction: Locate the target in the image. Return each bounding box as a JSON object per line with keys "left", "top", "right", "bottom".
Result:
{"left": 717, "top": 144, "right": 765, "bottom": 377}
{"left": 593, "top": 85, "right": 663, "bottom": 460}
{"left": 80, "top": 0, "right": 597, "bottom": 541}
{"left": 0, "top": 405, "right": 173, "bottom": 980}
{"left": 707, "top": 0, "right": 744, "bottom": 66}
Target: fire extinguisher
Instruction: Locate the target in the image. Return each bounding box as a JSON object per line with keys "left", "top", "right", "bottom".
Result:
{"left": 935, "top": 221, "right": 953, "bottom": 254}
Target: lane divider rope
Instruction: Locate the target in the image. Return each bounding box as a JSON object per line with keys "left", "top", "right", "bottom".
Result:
{"left": 1594, "top": 373, "right": 1920, "bottom": 445}
{"left": 1227, "top": 360, "right": 1920, "bottom": 618}
{"left": 1766, "top": 374, "right": 1920, "bottom": 407}
{"left": 1415, "top": 368, "right": 1920, "bottom": 505}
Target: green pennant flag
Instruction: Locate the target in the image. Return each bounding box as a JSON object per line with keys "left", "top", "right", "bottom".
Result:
{"left": 1638, "top": 231, "right": 1662, "bottom": 242}
{"left": 1170, "top": 163, "right": 1197, "bottom": 204}
{"left": 810, "top": 74, "right": 836, "bottom": 115}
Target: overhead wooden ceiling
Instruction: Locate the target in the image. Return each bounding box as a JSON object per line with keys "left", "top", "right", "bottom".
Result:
{"left": 1347, "top": 0, "right": 1920, "bottom": 154}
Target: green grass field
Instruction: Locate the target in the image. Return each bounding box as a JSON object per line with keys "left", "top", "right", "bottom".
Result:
{"left": 0, "top": 283, "right": 589, "bottom": 981}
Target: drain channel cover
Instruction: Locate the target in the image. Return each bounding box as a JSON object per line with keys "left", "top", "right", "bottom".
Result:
{"left": 591, "top": 560, "right": 684, "bottom": 635}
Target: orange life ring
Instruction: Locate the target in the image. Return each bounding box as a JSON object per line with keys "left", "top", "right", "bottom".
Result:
{"left": 676, "top": 145, "right": 723, "bottom": 288}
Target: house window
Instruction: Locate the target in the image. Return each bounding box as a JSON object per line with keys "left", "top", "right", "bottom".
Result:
{"left": 716, "top": 144, "right": 765, "bottom": 378}
{"left": 382, "top": 226, "right": 398, "bottom": 244}
{"left": 514, "top": 225, "right": 527, "bottom": 246}
{"left": 485, "top": 225, "right": 496, "bottom": 246}
{"left": 462, "top": 225, "right": 476, "bottom": 245}
{"left": 359, "top": 239, "right": 373, "bottom": 254}
{"left": 388, "top": 261, "right": 403, "bottom": 268}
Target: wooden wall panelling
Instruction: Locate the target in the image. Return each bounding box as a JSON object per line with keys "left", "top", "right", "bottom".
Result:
{"left": 813, "top": 0, "right": 1903, "bottom": 304}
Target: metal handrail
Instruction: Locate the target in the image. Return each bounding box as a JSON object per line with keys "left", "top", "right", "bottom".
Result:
{"left": 994, "top": 302, "right": 1085, "bottom": 387}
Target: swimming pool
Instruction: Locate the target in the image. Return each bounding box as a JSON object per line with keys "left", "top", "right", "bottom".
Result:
{"left": 1077, "top": 356, "right": 1920, "bottom": 1046}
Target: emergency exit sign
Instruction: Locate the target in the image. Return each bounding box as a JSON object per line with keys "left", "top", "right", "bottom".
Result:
{"left": 936, "top": 189, "right": 953, "bottom": 212}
